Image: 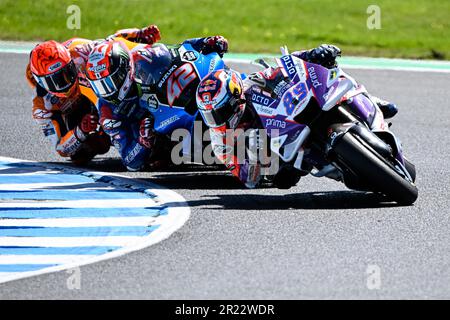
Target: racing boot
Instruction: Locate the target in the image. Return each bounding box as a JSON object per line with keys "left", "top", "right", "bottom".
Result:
{"left": 70, "top": 133, "right": 111, "bottom": 166}
{"left": 370, "top": 95, "right": 398, "bottom": 119}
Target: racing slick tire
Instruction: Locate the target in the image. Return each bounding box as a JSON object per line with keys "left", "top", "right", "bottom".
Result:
{"left": 333, "top": 132, "right": 418, "bottom": 205}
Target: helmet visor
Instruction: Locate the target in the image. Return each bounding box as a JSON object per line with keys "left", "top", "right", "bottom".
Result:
{"left": 33, "top": 60, "right": 77, "bottom": 93}
{"left": 199, "top": 99, "right": 240, "bottom": 128}
{"left": 89, "top": 67, "right": 128, "bottom": 102}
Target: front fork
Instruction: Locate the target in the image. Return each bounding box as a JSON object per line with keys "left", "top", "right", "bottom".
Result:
{"left": 326, "top": 115, "right": 413, "bottom": 184}
{"left": 344, "top": 91, "right": 407, "bottom": 167}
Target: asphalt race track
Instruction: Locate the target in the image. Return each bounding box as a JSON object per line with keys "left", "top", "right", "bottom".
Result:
{"left": 0, "top": 52, "right": 449, "bottom": 299}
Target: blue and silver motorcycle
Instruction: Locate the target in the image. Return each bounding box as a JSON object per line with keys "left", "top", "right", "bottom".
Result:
{"left": 134, "top": 42, "right": 227, "bottom": 163}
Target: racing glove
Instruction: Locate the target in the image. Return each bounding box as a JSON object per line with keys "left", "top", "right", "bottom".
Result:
{"left": 137, "top": 25, "right": 161, "bottom": 44}
{"left": 138, "top": 117, "right": 157, "bottom": 149}
{"left": 80, "top": 113, "right": 99, "bottom": 133}
{"left": 112, "top": 25, "right": 161, "bottom": 45}
{"left": 202, "top": 36, "right": 229, "bottom": 58}
{"left": 33, "top": 108, "right": 53, "bottom": 121}
{"left": 75, "top": 113, "right": 98, "bottom": 142}
{"left": 302, "top": 44, "right": 341, "bottom": 69}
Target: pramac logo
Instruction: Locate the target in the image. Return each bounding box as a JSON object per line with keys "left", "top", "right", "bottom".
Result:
{"left": 308, "top": 67, "right": 322, "bottom": 88}
{"left": 266, "top": 118, "right": 286, "bottom": 129}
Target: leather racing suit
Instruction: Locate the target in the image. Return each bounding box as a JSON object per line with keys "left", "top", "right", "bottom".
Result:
{"left": 25, "top": 26, "right": 160, "bottom": 164}
{"left": 97, "top": 36, "right": 229, "bottom": 171}
{"left": 208, "top": 47, "right": 383, "bottom": 188}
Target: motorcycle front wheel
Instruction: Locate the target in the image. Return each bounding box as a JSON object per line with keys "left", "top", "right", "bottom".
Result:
{"left": 333, "top": 132, "right": 418, "bottom": 205}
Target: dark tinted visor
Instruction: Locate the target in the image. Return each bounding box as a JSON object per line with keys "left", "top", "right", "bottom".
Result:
{"left": 199, "top": 100, "right": 237, "bottom": 128}
{"left": 89, "top": 67, "right": 128, "bottom": 101}
{"left": 34, "top": 60, "right": 77, "bottom": 93}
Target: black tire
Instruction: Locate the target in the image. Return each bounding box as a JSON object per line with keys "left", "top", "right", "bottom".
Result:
{"left": 404, "top": 157, "right": 416, "bottom": 182}
{"left": 333, "top": 133, "right": 418, "bottom": 205}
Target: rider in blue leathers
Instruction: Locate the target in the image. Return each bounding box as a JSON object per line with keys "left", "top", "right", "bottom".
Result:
{"left": 85, "top": 36, "right": 228, "bottom": 171}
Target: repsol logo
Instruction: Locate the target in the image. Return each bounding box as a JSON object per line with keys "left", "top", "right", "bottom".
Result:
{"left": 281, "top": 55, "right": 296, "bottom": 76}
{"left": 252, "top": 93, "right": 271, "bottom": 106}
{"left": 48, "top": 62, "right": 62, "bottom": 72}
{"left": 308, "top": 67, "right": 322, "bottom": 88}
{"left": 266, "top": 118, "right": 286, "bottom": 129}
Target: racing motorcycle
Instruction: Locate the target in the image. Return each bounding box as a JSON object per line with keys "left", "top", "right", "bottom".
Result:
{"left": 251, "top": 49, "right": 418, "bottom": 205}
{"left": 137, "top": 42, "right": 227, "bottom": 163}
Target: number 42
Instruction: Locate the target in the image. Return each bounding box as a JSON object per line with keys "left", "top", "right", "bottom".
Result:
{"left": 167, "top": 63, "right": 197, "bottom": 106}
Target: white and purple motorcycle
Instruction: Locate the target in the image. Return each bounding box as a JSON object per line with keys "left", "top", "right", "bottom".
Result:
{"left": 251, "top": 49, "right": 418, "bottom": 205}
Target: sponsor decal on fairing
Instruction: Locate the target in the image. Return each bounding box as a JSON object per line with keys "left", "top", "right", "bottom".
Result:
{"left": 308, "top": 66, "right": 322, "bottom": 88}
{"left": 158, "top": 64, "right": 178, "bottom": 88}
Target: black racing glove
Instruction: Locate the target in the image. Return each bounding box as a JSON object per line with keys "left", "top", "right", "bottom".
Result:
{"left": 304, "top": 44, "right": 341, "bottom": 68}
{"left": 202, "top": 36, "right": 229, "bottom": 58}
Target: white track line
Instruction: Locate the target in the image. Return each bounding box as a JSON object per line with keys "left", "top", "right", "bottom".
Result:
{"left": 0, "top": 170, "right": 63, "bottom": 176}
{"left": 0, "top": 272, "right": 21, "bottom": 278}
{"left": 2, "top": 42, "right": 450, "bottom": 73}
{"left": 0, "top": 236, "right": 146, "bottom": 247}
{"left": 0, "top": 217, "right": 158, "bottom": 227}
{"left": 225, "top": 58, "right": 450, "bottom": 74}
{"left": 0, "top": 255, "right": 98, "bottom": 264}
{"left": 0, "top": 183, "right": 113, "bottom": 190}
{"left": 0, "top": 199, "right": 160, "bottom": 208}
{"left": 0, "top": 156, "right": 190, "bottom": 285}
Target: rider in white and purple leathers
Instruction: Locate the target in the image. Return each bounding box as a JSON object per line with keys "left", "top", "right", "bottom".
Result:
{"left": 196, "top": 44, "right": 398, "bottom": 189}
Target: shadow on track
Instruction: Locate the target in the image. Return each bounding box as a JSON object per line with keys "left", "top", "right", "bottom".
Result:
{"left": 54, "top": 158, "right": 226, "bottom": 174}
{"left": 142, "top": 172, "right": 244, "bottom": 190}
{"left": 165, "top": 191, "right": 401, "bottom": 210}
{"left": 51, "top": 158, "right": 242, "bottom": 190}
{"left": 40, "top": 158, "right": 402, "bottom": 209}
{"left": 45, "top": 158, "right": 129, "bottom": 173}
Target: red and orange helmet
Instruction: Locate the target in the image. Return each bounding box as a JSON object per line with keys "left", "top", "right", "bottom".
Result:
{"left": 29, "top": 40, "right": 78, "bottom": 97}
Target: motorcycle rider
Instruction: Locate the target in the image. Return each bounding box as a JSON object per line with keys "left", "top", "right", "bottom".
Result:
{"left": 196, "top": 44, "right": 398, "bottom": 188}
{"left": 85, "top": 36, "right": 229, "bottom": 171}
{"left": 26, "top": 25, "right": 161, "bottom": 164}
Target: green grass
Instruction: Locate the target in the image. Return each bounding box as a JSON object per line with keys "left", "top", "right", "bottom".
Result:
{"left": 0, "top": 0, "right": 448, "bottom": 59}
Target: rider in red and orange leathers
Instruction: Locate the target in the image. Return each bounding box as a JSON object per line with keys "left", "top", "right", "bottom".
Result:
{"left": 25, "top": 25, "right": 161, "bottom": 164}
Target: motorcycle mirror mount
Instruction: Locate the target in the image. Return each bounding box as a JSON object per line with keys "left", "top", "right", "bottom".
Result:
{"left": 252, "top": 58, "right": 270, "bottom": 69}
{"left": 280, "top": 45, "right": 289, "bottom": 55}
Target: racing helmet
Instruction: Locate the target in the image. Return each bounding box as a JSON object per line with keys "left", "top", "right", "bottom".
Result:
{"left": 85, "top": 41, "right": 135, "bottom": 105}
{"left": 30, "top": 40, "right": 78, "bottom": 98}
{"left": 196, "top": 69, "right": 246, "bottom": 129}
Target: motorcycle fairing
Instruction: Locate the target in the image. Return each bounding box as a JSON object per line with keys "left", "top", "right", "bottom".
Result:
{"left": 137, "top": 43, "right": 225, "bottom": 135}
